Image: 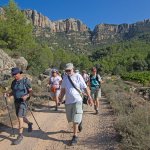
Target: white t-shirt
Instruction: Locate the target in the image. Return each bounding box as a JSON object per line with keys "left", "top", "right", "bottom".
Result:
{"left": 50, "top": 75, "right": 62, "bottom": 89}
{"left": 82, "top": 73, "right": 89, "bottom": 83}
{"left": 61, "top": 73, "right": 87, "bottom": 104}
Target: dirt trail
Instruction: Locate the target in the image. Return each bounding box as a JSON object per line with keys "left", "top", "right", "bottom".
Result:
{"left": 0, "top": 97, "right": 119, "bottom": 150}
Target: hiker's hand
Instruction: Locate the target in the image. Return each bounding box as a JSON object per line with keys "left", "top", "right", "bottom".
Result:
{"left": 47, "top": 84, "right": 50, "bottom": 87}
{"left": 22, "top": 94, "right": 29, "bottom": 101}
{"left": 5, "top": 93, "right": 11, "bottom": 97}
{"left": 58, "top": 101, "right": 62, "bottom": 105}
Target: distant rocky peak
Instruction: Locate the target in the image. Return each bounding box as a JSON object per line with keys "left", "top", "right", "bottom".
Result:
{"left": 23, "top": 9, "right": 89, "bottom": 33}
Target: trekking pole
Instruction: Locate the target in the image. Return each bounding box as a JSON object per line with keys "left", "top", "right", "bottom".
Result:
{"left": 3, "top": 93, "right": 15, "bottom": 137}
{"left": 27, "top": 106, "right": 41, "bottom": 130}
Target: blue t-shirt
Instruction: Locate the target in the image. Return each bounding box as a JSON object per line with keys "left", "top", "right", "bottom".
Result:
{"left": 11, "top": 78, "right": 31, "bottom": 101}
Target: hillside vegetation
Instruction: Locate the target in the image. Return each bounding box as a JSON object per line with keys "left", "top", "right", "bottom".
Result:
{"left": 1, "top": 1, "right": 150, "bottom": 78}
{"left": 0, "top": 0, "right": 93, "bottom": 75}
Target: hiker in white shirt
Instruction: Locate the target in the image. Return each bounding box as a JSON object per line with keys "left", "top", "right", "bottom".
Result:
{"left": 59, "top": 63, "right": 93, "bottom": 145}
{"left": 82, "top": 70, "right": 89, "bottom": 84}
{"left": 48, "top": 69, "right": 62, "bottom": 111}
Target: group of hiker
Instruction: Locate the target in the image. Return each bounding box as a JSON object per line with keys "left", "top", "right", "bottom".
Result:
{"left": 6, "top": 62, "right": 104, "bottom": 145}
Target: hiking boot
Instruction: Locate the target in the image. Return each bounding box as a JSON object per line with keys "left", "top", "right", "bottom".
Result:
{"left": 13, "top": 134, "right": 23, "bottom": 145}
{"left": 95, "top": 110, "right": 99, "bottom": 115}
{"left": 55, "top": 106, "right": 58, "bottom": 111}
{"left": 71, "top": 135, "right": 78, "bottom": 146}
{"left": 28, "top": 122, "right": 33, "bottom": 132}
{"left": 78, "top": 122, "right": 83, "bottom": 132}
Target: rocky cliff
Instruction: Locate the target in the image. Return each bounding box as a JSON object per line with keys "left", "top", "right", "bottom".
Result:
{"left": 92, "top": 19, "right": 150, "bottom": 44}
{"left": 23, "top": 9, "right": 89, "bottom": 33}
{"left": 23, "top": 9, "right": 150, "bottom": 45}
{"left": 1, "top": 7, "right": 150, "bottom": 46}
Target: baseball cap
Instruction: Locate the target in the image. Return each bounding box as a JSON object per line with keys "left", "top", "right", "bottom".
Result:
{"left": 65, "top": 63, "right": 74, "bottom": 70}
{"left": 11, "top": 67, "right": 23, "bottom": 75}
{"left": 51, "top": 68, "right": 58, "bottom": 73}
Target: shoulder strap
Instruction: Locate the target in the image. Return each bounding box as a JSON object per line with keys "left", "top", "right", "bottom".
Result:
{"left": 89, "top": 74, "right": 92, "bottom": 82}
{"left": 67, "top": 75, "right": 81, "bottom": 94}
{"left": 23, "top": 78, "right": 29, "bottom": 93}
{"left": 23, "top": 78, "right": 31, "bottom": 100}
{"left": 96, "top": 74, "right": 100, "bottom": 85}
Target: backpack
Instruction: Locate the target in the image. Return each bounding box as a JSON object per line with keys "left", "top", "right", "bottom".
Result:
{"left": 23, "top": 78, "right": 31, "bottom": 100}
{"left": 89, "top": 74, "right": 101, "bottom": 87}
{"left": 12, "top": 77, "right": 30, "bottom": 100}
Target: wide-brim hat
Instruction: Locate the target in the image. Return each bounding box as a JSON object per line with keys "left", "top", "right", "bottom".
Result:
{"left": 11, "top": 67, "right": 23, "bottom": 75}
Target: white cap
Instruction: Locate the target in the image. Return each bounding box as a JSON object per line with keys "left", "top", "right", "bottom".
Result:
{"left": 65, "top": 63, "right": 74, "bottom": 70}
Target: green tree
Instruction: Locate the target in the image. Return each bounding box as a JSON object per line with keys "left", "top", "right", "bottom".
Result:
{"left": 0, "top": 0, "right": 34, "bottom": 50}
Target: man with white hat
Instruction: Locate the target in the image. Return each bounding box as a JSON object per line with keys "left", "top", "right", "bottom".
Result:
{"left": 59, "top": 63, "right": 93, "bottom": 145}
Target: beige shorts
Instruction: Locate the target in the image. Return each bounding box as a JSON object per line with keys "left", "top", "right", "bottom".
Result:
{"left": 91, "top": 88, "right": 101, "bottom": 100}
{"left": 65, "top": 101, "right": 83, "bottom": 124}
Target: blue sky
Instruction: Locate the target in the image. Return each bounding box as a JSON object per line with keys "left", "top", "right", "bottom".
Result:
{"left": 0, "top": 0, "right": 150, "bottom": 29}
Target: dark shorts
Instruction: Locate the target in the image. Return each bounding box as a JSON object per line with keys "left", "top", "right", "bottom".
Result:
{"left": 14, "top": 102, "right": 28, "bottom": 118}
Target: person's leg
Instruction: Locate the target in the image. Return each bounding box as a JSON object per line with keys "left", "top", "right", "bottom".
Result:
{"left": 95, "top": 88, "right": 101, "bottom": 114}
{"left": 55, "top": 90, "right": 60, "bottom": 111}
{"left": 18, "top": 117, "right": 24, "bottom": 134}
{"left": 23, "top": 117, "right": 33, "bottom": 132}
{"left": 53, "top": 96, "right": 58, "bottom": 111}
{"left": 71, "top": 102, "right": 83, "bottom": 145}
{"left": 73, "top": 123, "right": 78, "bottom": 136}
{"left": 13, "top": 116, "right": 24, "bottom": 145}
{"left": 14, "top": 103, "right": 24, "bottom": 134}
{"left": 23, "top": 117, "right": 30, "bottom": 124}
{"left": 50, "top": 93, "right": 57, "bottom": 110}
{"left": 91, "top": 90, "right": 97, "bottom": 110}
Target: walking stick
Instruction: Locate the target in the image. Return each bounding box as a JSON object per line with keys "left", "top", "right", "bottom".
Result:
{"left": 27, "top": 105, "right": 41, "bottom": 130}
{"left": 3, "top": 93, "right": 15, "bottom": 137}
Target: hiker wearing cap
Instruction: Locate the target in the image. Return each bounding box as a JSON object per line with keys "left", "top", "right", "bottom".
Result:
{"left": 7, "top": 67, "right": 33, "bottom": 145}
{"left": 59, "top": 63, "right": 93, "bottom": 145}
{"left": 88, "top": 67, "right": 104, "bottom": 114}
{"left": 48, "top": 69, "right": 62, "bottom": 111}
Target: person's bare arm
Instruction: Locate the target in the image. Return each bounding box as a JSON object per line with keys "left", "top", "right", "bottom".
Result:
{"left": 22, "top": 88, "right": 33, "bottom": 101}
{"left": 84, "top": 87, "right": 93, "bottom": 106}
{"left": 59, "top": 88, "right": 66, "bottom": 103}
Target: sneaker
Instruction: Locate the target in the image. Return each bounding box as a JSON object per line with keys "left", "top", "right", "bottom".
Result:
{"left": 28, "top": 122, "right": 33, "bottom": 132}
{"left": 71, "top": 135, "right": 78, "bottom": 146}
{"left": 78, "top": 122, "right": 83, "bottom": 132}
{"left": 13, "top": 134, "right": 23, "bottom": 145}
{"left": 96, "top": 110, "right": 99, "bottom": 115}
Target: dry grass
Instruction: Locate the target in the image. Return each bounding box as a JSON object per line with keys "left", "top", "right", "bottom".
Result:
{"left": 102, "top": 78, "right": 150, "bottom": 150}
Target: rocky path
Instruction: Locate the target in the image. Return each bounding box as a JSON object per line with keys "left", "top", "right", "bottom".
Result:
{"left": 0, "top": 97, "right": 120, "bottom": 150}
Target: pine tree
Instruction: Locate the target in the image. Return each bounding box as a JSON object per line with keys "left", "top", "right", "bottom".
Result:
{"left": 0, "top": 0, "right": 34, "bottom": 50}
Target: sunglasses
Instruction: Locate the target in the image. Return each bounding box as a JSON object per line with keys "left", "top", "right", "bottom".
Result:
{"left": 65, "top": 70, "right": 71, "bottom": 72}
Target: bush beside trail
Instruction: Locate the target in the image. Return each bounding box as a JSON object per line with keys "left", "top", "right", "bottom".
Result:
{"left": 102, "top": 78, "right": 150, "bottom": 150}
